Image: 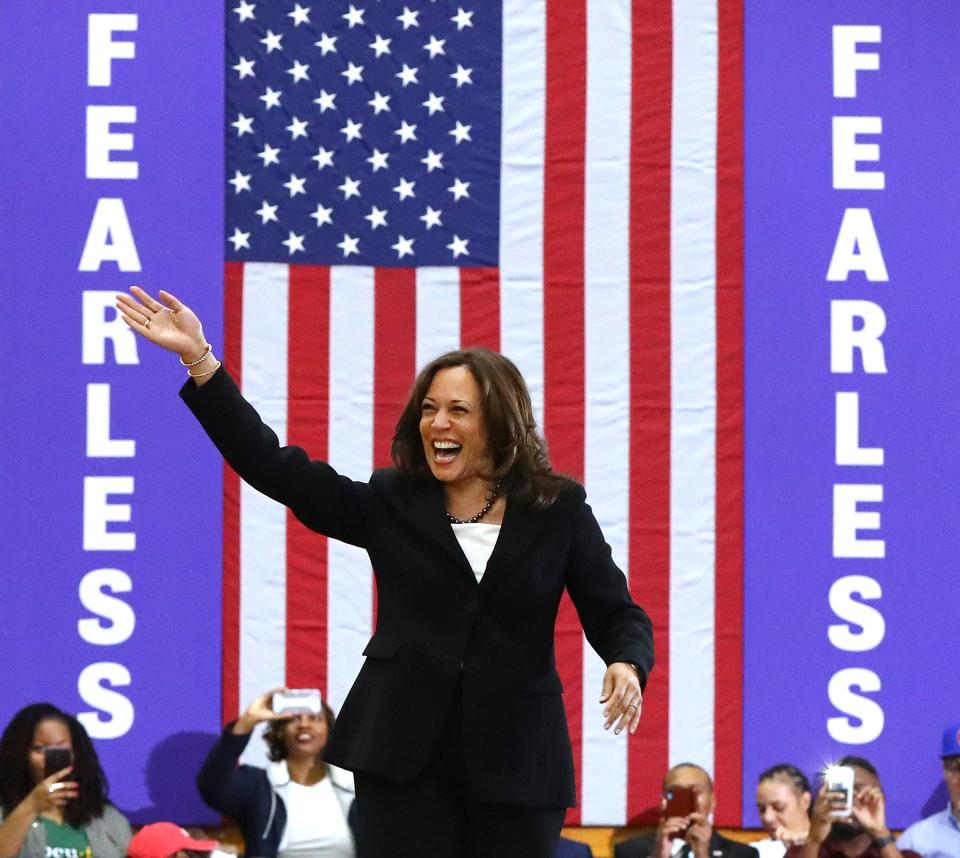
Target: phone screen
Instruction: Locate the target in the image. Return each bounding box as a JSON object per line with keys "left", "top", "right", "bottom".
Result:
{"left": 272, "top": 689, "right": 322, "bottom": 716}
{"left": 43, "top": 747, "right": 73, "bottom": 779}
{"left": 663, "top": 786, "right": 697, "bottom": 818}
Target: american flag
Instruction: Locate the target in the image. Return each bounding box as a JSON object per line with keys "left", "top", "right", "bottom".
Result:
{"left": 221, "top": 0, "right": 744, "bottom": 827}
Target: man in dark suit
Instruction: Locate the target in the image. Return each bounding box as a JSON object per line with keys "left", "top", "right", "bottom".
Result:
{"left": 615, "top": 763, "right": 758, "bottom": 858}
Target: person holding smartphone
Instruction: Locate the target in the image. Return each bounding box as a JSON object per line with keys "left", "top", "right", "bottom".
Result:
{"left": 196, "top": 689, "right": 356, "bottom": 858}
{"left": 0, "top": 703, "right": 131, "bottom": 858}
{"left": 616, "top": 764, "right": 758, "bottom": 858}
{"left": 118, "top": 286, "right": 654, "bottom": 858}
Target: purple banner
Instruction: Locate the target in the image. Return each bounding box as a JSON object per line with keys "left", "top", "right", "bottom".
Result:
{"left": 744, "top": 1, "right": 960, "bottom": 829}
{"left": 0, "top": 3, "right": 224, "bottom": 823}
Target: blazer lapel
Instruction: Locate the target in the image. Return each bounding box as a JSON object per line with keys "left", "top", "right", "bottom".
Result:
{"left": 478, "top": 496, "right": 549, "bottom": 594}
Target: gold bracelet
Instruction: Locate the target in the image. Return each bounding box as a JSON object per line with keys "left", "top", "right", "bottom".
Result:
{"left": 189, "top": 359, "right": 222, "bottom": 379}
{"left": 180, "top": 343, "right": 212, "bottom": 367}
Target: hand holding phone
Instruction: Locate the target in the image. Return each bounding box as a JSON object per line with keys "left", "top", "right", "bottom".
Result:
{"left": 824, "top": 765, "right": 854, "bottom": 818}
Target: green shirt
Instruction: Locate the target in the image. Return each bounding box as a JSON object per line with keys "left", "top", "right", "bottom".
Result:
{"left": 40, "top": 817, "right": 91, "bottom": 858}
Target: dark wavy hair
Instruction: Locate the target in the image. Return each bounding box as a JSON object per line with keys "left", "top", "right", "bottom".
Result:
{"left": 391, "top": 349, "right": 573, "bottom": 506}
{"left": 0, "top": 703, "right": 110, "bottom": 828}
{"left": 262, "top": 701, "right": 337, "bottom": 763}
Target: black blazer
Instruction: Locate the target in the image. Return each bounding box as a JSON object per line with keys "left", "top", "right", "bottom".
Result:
{"left": 615, "top": 832, "right": 759, "bottom": 858}
{"left": 182, "top": 369, "right": 654, "bottom": 808}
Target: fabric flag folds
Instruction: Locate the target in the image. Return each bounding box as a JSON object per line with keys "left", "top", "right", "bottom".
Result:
{"left": 221, "top": 0, "right": 744, "bottom": 826}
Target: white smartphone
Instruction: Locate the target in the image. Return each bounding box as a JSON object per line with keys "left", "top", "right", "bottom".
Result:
{"left": 824, "top": 765, "right": 855, "bottom": 817}
{"left": 272, "top": 688, "right": 322, "bottom": 715}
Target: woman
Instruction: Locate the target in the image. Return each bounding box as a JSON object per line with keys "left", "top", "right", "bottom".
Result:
{"left": 196, "top": 690, "right": 355, "bottom": 858}
{"left": 116, "top": 286, "right": 654, "bottom": 858}
{"left": 753, "top": 764, "right": 812, "bottom": 858}
{"left": 0, "top": 704, "right": 131, "bottom": 858}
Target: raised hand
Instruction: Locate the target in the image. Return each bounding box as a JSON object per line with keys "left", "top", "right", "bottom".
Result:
{"left": 852, "top": 784, "right": 890, "bottom": 840}
{"left": 599, "top": 662, "right": 643, "bottom": 735}
{"left": 115, "top": 286, "right": 208, "bottom": 362}
{"left": 29, "top": 769, "right": 79, "bottom": 814}
{"left": 233, "top": 688, "right": 290, "bottom": 735}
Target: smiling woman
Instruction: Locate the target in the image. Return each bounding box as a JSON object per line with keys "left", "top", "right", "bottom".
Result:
{"left": 116, "top": 287, "right": 654, "bottom": 858}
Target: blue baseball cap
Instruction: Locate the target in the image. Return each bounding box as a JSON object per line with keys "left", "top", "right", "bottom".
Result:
{"left": 941, "top": 722, "right": 960, "bottom": 758}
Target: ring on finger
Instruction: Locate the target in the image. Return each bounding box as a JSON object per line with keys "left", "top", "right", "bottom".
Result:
{"left": 627, "top": 703, "right": 638, "bottom": 711}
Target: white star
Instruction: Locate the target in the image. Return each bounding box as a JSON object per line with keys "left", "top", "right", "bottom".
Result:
{"left": 231, "top": 113, "right": 254, "bottom": 136}
{"left": 282, "top": 231, "right": 305, "bottom": 255}
{"left": 315, "top": 32, "right": 338, "bottom": 55}
{"left": 340, "top": 118, "right": 363, "bottom": 142}
{"left": 341, "top": 61, "right": 364, "bottom": 85}
{"left": 342, "top": 5, "right": 365, "bottom": 27}
{"left": 287, "top": 60, "right": 310, "bottom": 83}
{"left": 423, "top": 35, "right": 446, "bottom": 58}
{"left": 420, "top": 149, "right": 444, "bottom": 172}
{"left": 228, "top": 227, "right": 251, "bottom": 250}
{"left": 311, "top": 203, "right": 333, "bottom": 227}
{"left": 233, "top": 0, "right": 255, "bottom": 22}
{"left": 422, "top": 92, "right": 445, "bottom": 115}
{"left": 283, "top": 173, "right": 307, "bottom": 197}
{"left": 420, "top": 206, "right": 442, "bottom": 230}
{"left": 260, "top": 30, "right": 283, "bottom": 53}
{"left": 314, "top": 89, "right": 337, "bottom": 113}
{"left": 392, "top": 234, "right": 415, "bottom": 259}
{"left": 312, "top": 146, "right": 334, "bottom": 169}
{"left": 448, "top": 178, "right": 470, "bottom": 200}
{"left": 255, "top": 200, "right": 279, "bottom": 224}
{"left": 257, "top": 143, "right": 281, "bottom": 166}
{"left": 337, "top": 233, "right": 360, "bottom": 257}
{"left": 233, "top": 56, "right": 256, "bottom": 79}
{"left": 395, "top": 120, "right": 417, "bottom": 143}
{"left": 368, "top": 91, "right": 391, "bottom": 115}
{"left": 286, "top": 116, "right": 309, "bottom": 140}
{"left": 396, "top": 64, "right": 419, "bottom": 87}
{"left": 338, "top": 176, "right": 361, "bottom": 199}
{"left": 288, "top": 3, "right": 310, "bottom": 25}
{"left": 450, "top": 64, "right": 473, "bottom": 87}
{"left": 228, "top": 170, "right": 251, "bottom": 194}
{"left": 451, "top": 7, "right": 474, "bottom": 30}
{"left": 449, "top": 121, "right": 472, "bottom": 144}
{"left": 397, "top": 7, "right": 420, "bottom": 29}
{"left": 447, "top": 234, "right": 469, "bottom": 258}
{"left": 369, "top": 34, "right": 392, "bottom": 57}
{"left": 366, "top": 148, "right": 389, "bottom": 172}
{"left": 260, "top": 87, "right": 282, "bottom": 110}
{"left": 392, "top": 177, "right": 416, "bottom": 201}
{"left": 364, "top": 206, "right": 388, "bottom": 230}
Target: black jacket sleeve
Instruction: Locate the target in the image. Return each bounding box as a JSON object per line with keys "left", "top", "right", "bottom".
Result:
{"left": 180, "top": 368, "right": 372, "bottom": 547}
{"left": 195, "top": 723, "right": 260, "bottom": 819}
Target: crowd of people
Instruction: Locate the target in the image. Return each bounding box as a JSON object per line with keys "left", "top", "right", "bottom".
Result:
{"left": 0, "top": 700, "right": 957, "bottom": 858}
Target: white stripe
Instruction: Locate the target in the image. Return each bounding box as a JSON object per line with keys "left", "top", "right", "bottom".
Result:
{"left": 416, "top": 267, "right": 461, "bottom": 370}
{"left": 669, "top": 0, "right": 718, "bottom": 770}
{"left": 581, "top": 0, "right": 633, "bottom": 825}
{"left": 326, "top": 266, "right": 375, "bottom": 711}
{"left": 499, "top": 0, "right": 546, "bottom": 425}
{"left": 238, "top": 262, "right": 289, "bottom": 767}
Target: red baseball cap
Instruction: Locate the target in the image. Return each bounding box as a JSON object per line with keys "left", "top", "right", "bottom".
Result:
{"left": 128, "top": 823, "right": 219, "bottom": 858}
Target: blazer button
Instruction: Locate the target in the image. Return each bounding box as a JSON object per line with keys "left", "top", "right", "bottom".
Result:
{"left": 466, "top": 600, "right": 480, "bottom": 613}
{"left": 469, "top": 656, "right": 483, "bottom": 670}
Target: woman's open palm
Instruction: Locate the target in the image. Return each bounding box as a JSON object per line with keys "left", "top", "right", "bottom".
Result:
{"left": 116, "top": 286, "right": 207, "bottom": 359}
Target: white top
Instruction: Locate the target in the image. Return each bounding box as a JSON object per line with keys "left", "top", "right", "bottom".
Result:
{"left": 751, "top": 839, "right": 788, "bottom": 858}
{"left": 275, "top": 773, "right": 355, "bottom": 858}
{"left": 450, "top": 522, "right": 501, "bottom": 582}
{"left": 898, "top": 804, "right": 960, "bottom": 858}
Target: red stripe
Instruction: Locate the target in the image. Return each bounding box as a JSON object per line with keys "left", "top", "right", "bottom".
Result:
{"left": 714, "top": 0, "right": 745, "bottom": 826}
{"left": 543, "top": 0, "right": 587, "bottom": 825}
{"left": 285, "top": 265, "right": 331, "bottom": 692}
{"left": 221, "top": 261, "right": 244, "bottom": 724}
{"left": 627, "top": 0, "right": 673, "bottom": 823}
{"left": 459, "top": 268, "right": 500, "bottom": 351}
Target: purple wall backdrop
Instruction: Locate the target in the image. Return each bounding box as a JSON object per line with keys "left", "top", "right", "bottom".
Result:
{"left": 0, "top": 3, "right": 224, "bottom": 823}
{"left": 744, "top": 1, "right": 960, "bottom": 829}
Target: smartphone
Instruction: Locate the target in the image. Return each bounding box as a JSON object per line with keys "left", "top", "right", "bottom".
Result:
{"left": 825, "top": 765, "right": 855, "bottom": 818}
{"left": 272, "top": 688, "right": 321, "bottom": 716}
{"left": 43, "top": 747, "right": 73, "bottom": 779}
{"left": 663, "top": 785, "right": 697, "bottom": 818}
